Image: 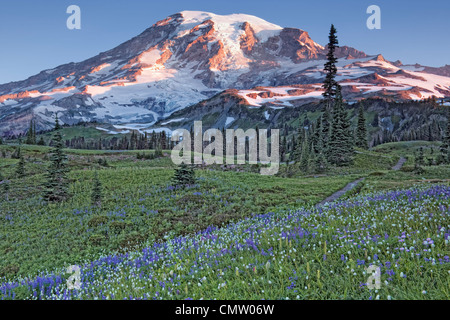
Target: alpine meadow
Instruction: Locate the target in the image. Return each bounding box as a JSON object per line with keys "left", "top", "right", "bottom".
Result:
{"left": 0, "top": 4, "right": 449, "bottom": 305}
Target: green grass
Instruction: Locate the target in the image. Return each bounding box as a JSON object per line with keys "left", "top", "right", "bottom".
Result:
{"left": 280, "top": 147, "right": 399, "bottom": 178}
{"left": 373, "top": 141, "right": 442, "bottom": 166}
{"left": 0, "top": 154, "right": 356, "bottom": 278}
{"left": 361, "top": 165, "right": 450, "bottom": 193}
{"left": 3, "top": 183, "right": 449, "bottom": 300}
{"left": 1, "top": 139, "right": 450, "bottom": 297}
{"left": 330, "top": 148, "right": 399, "bottom": 174}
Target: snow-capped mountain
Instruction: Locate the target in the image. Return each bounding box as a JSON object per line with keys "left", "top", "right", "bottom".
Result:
{"left": 0, "top": 11, "right": 449, "bottom": 135}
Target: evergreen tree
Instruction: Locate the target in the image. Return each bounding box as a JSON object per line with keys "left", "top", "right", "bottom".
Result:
{"left": 130, "top": 131, "right": 136, "bottom": 150}
{"left": 33, "top": 121, "right": 37, "bottom": 143}
{"left": 288, "top": 136, "right": 295, "bottom": 162}
{"left": 310, "top": 117, "right": 321, "bottom": 153}
{"left": 54, "top": 114, "right": 61, "bottom": 131}
{"left": 322, "top": 24, "right": 339, "bottom": 108}
{"left": 91, "top": 171, "right": 102, "bottom": 207}
{"left": 172, "top": 163, "right": 195, "bottom": 187}
{"left": 321, "top": 107, "right": 332, "bottom": 152}
{"left": 291, "top": 123, "right": 304, "bottom": 163}
{"left": 37, "top": 137, "right": 45, "bottom": 146}
{"left": 255, "top": 124, "right": 260, "bottom": 162}
{"left": 440, "top": 108, "right": 450, "bottom": 164}
{"left": 26, "top": 120, "right": 35, "bottom": 145}
{"left": 11, "top": 146, "right": 21, "bottom": 159}
{"left": 15, "top": 156, "right": 26, "bottom": 178}
{"left": 0, "top": 136, "right": 3, "bottom": 145}
{"left": 377, "top": 134, "right": 382, "bottom": 146}
{"left": 160, "top": 131, "right": 167, "bottom": 150}
{"left": 340, "top": 94, "right": 354, "bottom": 160}
{"left": 309, "top": 143, "right": 316, "bottom": 171}
{"left": 314, "top": 121, "right": 328, "bottom": 173}
{"left": 321, "top": 24, "right": 340, "bottom": 153}
{"left": 155, "top": 149, "right": 163, "bottom": 158}
{"left": 327, "top": 86, "right": 354, "bottom": 166}
{"left": 289, "top": 138, "right": 300, "bottom": 163}
{"left": 416, "top": 147, "right": 425, "bottom": 166}
{"left": 355, "top": 102, "right": 368, "bottom": 149}
{"left": 222, "top": 127, "right": 226, "bottom": 160}
{"left": 43, "top": 125, "right": 70, "bottom": 202}
{"left": 314, "top": 144, "right": 328, "bottom": 174}
{"left": 1, "top": 179, "right": 10, "bottom": 201}
{"left": 299, "top": 132, "right": 310, "bottom": 172}
{"left": 280, "top": 135, "right": 287, "bottom": 163}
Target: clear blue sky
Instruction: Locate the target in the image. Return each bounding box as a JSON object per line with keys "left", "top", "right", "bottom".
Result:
{"left": 0, "top": 0, "right": 448, "bottom": 84}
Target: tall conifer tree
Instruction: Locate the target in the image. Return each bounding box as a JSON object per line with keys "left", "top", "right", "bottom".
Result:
{"left": 355, "top": 102, "right": 368, "bottom": 149}
{"left": 315, "top": 124, "right": 328, "bottom": 173}
{"left": 43, "top": 120, "right": 70, "bottom": 202}
{"left": 26, "top": 120, "right": 36, "bottom": 145}
{"left": 299, "top": 131, "right": 310, "bottom": 172}
{"left": 16, "top": 156, "right": 26, "bottom": 178}
{"left": 328, "top": 86, "right": 353, "bottom": 166}
{"left": 54, "top": 114, "right": 61, "bottom": 130}
{"left": 321, "top": 24, "right": 339, "bottom": 152}
{"left": 440, "top": 108, "right": 450, "bottom": 163}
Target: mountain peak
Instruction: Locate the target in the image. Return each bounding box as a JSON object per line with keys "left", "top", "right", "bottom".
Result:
{"left": 175, "top": 11, "right": 284, "bottom": 43}
{"left": 373, "top": 54, "right": 387, "bottom": 62}
{"left": 0, "top": 11, "right": 449, "bottom": 136}
{"left": 179, "top": 11, "right": 282, "bottom": 29}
